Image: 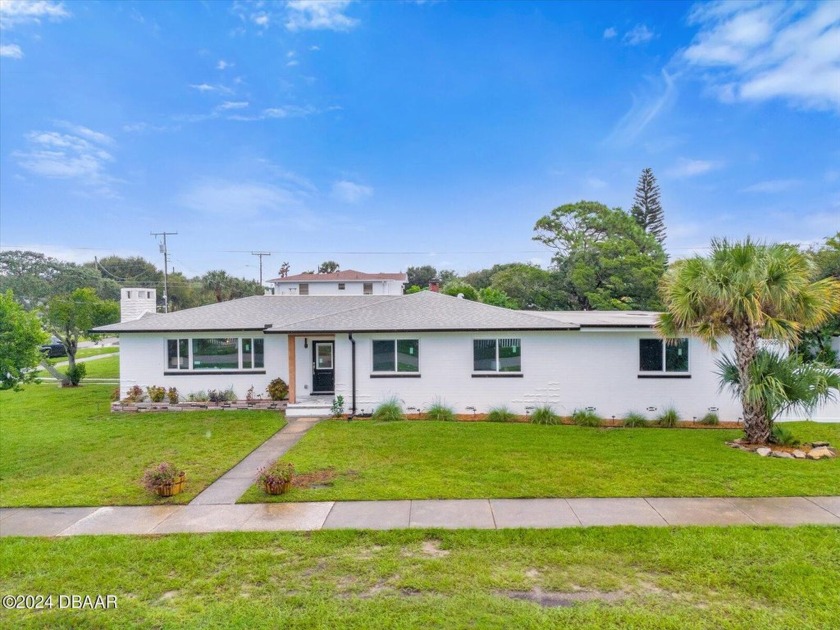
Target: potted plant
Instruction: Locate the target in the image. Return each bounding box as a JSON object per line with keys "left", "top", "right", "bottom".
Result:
{"left": 142, "top": 462, "right": 186, "bottom": 497}
{"left": 257, "top": 461, "right": 295, "bottom": 495}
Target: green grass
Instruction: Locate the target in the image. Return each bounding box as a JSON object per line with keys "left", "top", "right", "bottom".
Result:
{"left": 45, "top": 346, "right": 119, "bottom": 365}
{"left": 0, "top": 384, "right": 285, "bottom": 506}
{"left": 39, "top": 354, "right": 120, "bottom": 380}
{"left": 241, "top": 420, "right": 840, "bottom": 503}
{"left": 2, "top": 527, "right": 838, "bottom": 628}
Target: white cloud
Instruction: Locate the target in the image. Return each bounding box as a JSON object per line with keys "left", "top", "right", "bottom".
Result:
{"left": 253, "top": 12, "right": 269, "bottom": 27}
{"left": 285, "top": 0, "right": 358, "bottom": 32}
{"left": 13, "top": 123, "right": 119, "bottom": 196}
{"left": 682, "top": 1, "right": 840, "bottom": 112}
{"left": 666, "top": 158, "right": 722, "bottom": 178}
{"left": 309, "top": 45, "right": 320, "bottom": 51}
{"left": 287, "top": 60, "right": 299, "bottom": 67}
{"left": 218, "top": 101, "right": 249, "bottom": 110}
{"left": 189, "top": 83, "right": 233, "bottom": 95}
{"left": 0, "top": 43, "right": 23, "bottom": 58}
{"left": 216, "top": 59, "right": 234, "bottom": 70}
{"left": 624, "top": 23, "right": 655, "bottom": 45}
{"left": 122, "top": 122, "right": 174, "bottom": 134}
{"left": 603, "top": 27, "right": 617, "bottom": 39}
{"left": 0, "top": 0, "right": 70, "bottom": 29}
{"left": 331, "top": 180, "right": 373, "bottom": 203}
{"left": 604, "top": 69, "right": 676, "bottom": 146}
{"left": 585, "top": 176, "right": 608, "bottom": 189}
{"left": 178, "top": 180, "right": 308, "bottom": 219}
{"left": 740, "top": 178, "right": 801, "bottom": 193}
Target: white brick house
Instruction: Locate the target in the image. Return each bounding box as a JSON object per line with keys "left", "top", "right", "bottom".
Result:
{"left": 94, "top": 290, "right": 840, "bottom": 421}
{"left": 268, "top": 270, "right": 407, "bottom": 296}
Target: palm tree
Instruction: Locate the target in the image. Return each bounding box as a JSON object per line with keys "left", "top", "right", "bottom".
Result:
{"left": 657, "top": 238, "right": 840, "bottom": 443}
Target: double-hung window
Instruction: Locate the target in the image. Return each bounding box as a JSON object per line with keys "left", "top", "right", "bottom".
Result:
{"left": 473, "top": 338, "right": 521, "bottom": 373}
{"left": 372, "top": 339, "right": 419, "bottom": 373}
{"left": 166, "top": 338, "right": 265, "bottom": 371}
{"left": 639, "top": 338, "right": 689, "bottom": 374}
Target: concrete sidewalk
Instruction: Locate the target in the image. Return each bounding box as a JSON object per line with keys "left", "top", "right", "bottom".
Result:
{"left": 2, "top": 496, "right": 838, "bottom": 537}
{"left": 189, "top": 416, "right": 321, "bottom": 506}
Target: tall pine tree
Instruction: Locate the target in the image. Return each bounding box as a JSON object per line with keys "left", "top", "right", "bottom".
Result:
{"left": 630, "top": 168, "right": 665, "bottom": 247}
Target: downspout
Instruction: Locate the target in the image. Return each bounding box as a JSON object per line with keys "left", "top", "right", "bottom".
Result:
{"left": 349, "top": 332, "right": 357, "bottom": 418}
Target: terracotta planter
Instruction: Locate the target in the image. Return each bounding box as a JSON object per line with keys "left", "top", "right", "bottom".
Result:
{"left": 154, "top": 472, "right": 186, "bottom": 497}
{"left": 262, "top": 480, "right": 291, "bottom": 495}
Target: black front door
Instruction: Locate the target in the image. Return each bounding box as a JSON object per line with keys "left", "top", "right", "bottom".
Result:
{"left": 312, "top": 341, "right": 335, "bottom": 393}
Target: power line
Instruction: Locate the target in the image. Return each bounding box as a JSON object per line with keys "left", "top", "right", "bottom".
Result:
{"left": 151, "top": 231, "right": 177, "bottom": 313}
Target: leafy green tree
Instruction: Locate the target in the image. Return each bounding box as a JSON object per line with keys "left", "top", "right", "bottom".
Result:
{"left": 478, "top": 287, "right": 517, "bottom": 309}
{"left": 630, "top": 168, "right": 665, "bottom": 246}
{"left": 441, "top": 281, "right": 478, "bottom": 301}
{"left": 794, "top": 232, "right": 840, "bottom": 366}
{"left": 202, "top": 270, "right": 234, "bottom": 303}
{"left": 462, "top": 263, "right": 518, "bottom": 290}
{"left": 89, "top": 256, "right": 162, "bottom": 285}
{"left": 43, "top": 288, "right": 120, "bottom": 380}
{"left": 489, "top": 264, "right": 570, "bottom": 310}
{"left": 405, "top": 285, "right": 423, "bottom": 294}
{"left": 533, "top": 201, "right": 666, "bottom": 310}
{"left": 406, "top": 265, "right": 437, "bottom": 288}
{"left": 0, "top": 291, "right": 48, "bottom": 390}
{"left": 658, "top": 238, "right": 840, "bottom": 444}
{"left": 317, "top": 260, "right": 340, "bottom": 274}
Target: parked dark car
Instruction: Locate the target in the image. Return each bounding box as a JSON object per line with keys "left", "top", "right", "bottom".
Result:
{"left": 40, "top": 337, "right": 67, "bottom": 358}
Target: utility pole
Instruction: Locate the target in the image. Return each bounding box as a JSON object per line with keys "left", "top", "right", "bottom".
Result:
{"left": 251, "top": 251, "right": 271, "bottom": 286}
{"left": 151, "top": 231, "right": 177, "bottom": 313}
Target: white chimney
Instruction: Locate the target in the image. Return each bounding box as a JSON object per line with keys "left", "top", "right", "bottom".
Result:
{"left": 121, "top": 288, "right": 157, "bottom": 322}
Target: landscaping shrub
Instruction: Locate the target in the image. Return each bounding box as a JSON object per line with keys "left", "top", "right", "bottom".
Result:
{"left": 487, "top": 406, "right": 516, "bottom": 422}
{"left": 623, "top": 412, "right": 648, "bottom": 428}
{"left": 572, "top": 408, "right": 602, "bottom": 427}
{"left": 267, "top": 378, "right": 289, "bottom": 401}
{"left": 331, "top": 395, "right": 345, "bottom": 418}
{"left": 771, "top": 424, "right": 800, "bottom": 446}
{"left": 657, "top": 407, "right": 680, "bottom": 428}
{"left": 530, "top": 405, "right": 560, "bottom": 425}
{"left": 698, "top": 412, "right": 719, "bottom": 426}
{"left": 187, "top": 390, "right": 209, "bottom": 402}
{"left": 122, "top": 385, "right": 145, "bottom": 403}
{"left": 146, "top": 385, "right": 166, "bottom": 403}
{"left": 425, "top": 400, "right": 455, "bottom": 421}
{"left": 372, "top": 397, "right": 405, "bottom": 422}
{"left": 207, "top": 388, "right": 237, "bottom": 403}
{"left": 257, "top": 461, "right": 295, "bottom": 487}
{"left": 110, "top": 386, "right": 121, "bottom": 402}
{"left": 65, "top": 363, "right": 86, "bottom": 386}
{"left": 166, "top": 387, "right": 179, "bottom": 404}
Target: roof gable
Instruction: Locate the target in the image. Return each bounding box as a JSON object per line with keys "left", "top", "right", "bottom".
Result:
{"left": 269, "top": 269, "right": 408, "bottom": 283}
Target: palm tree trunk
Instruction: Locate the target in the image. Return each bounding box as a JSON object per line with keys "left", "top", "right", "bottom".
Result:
{"left": 731, "top": 324, "right": 770, "bottom": 443}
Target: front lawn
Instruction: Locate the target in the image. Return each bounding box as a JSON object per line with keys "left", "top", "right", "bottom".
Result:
{"left": 2, "top": 526, "right": 838, "bottom": 628}
{"left": 46, "top": 346, "right": 119, "bottom": 365}
{"left": 0, "top": 384, "right": 284, "bottom": 506}
{"left": 241, "top": 420, "right": 840, "bottom": 503}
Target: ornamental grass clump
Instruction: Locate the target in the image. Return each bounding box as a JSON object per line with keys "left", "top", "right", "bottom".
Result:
{"left": 623, "top": 412, "right": 648, "bottom": 428}
{"left": 698, "top": 412, "right": 719, "bottom": 426}
{"left": 372, "top": 397, "right": 405, "bottom": 422}
{"left": 572, "top": 409, "right": 602, "bottom": 427}
{"left": 425, "top": 400, "right": 455, "bottom": 422}
{"left": 657, "top": 407, "right": 680, "bottom": 428}
{"left": 530, "top": 405, "right": 560, "bottom": 425}
{"left": 487, "top": 406, "right": 517, "bottom": 422}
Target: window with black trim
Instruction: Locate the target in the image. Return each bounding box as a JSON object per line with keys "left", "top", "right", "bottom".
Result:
{"left": 473, "top": 338, "right": 521, "bottom": 372}
{"left": 639, "top": 338, "right": 688, "bottom": 372}
{"left": 299, "top": 283, "right": 309, "bottom": 295}
{"left": 363, "top": 282, "right": 373, "bottom": 295}
{"left": 166, "top": 338, "right": 265, "bottom": 371}
{"left": 372, "top": 339, "right": 419, "bottom": 372}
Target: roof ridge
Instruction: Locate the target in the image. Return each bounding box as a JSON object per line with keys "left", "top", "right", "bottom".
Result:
{"left": 270, "top": 294, "right": 407, "bottom": 329}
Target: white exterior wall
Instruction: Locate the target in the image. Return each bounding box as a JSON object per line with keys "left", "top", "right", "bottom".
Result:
{"left": 119, "top": 332, "right": 287, "bottom": 400}
{"left": 331, "top": 331, "right": 840, "bottom": 422}
{"left": 271, "top": 279, "right": 404, "bottom": 296}
{"left": 120, "top": 288, "right": 157, "bottom": 322}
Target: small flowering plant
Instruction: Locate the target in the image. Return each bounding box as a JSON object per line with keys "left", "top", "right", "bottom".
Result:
{"left": 142, "top": 462, "right": 184, "bottom": 493}
{"left": 257, "top": 461, "right": 295, "bottom": 495}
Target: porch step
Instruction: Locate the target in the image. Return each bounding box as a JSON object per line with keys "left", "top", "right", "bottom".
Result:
{"left": 285, "top": 397, "right": 334, "bottom": 418}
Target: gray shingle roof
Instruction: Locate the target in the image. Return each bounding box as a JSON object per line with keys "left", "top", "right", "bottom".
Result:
{"left": 92, "top": 292, "right": 660, "bottom": 334}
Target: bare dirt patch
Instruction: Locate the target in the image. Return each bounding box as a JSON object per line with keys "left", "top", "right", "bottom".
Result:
{"left": 499, "top": 586, "right": 626, "bottom": 608}
{"left": 421, "top": 540, "right": 450, "bottom": 558}
{"left": 292, "top": 468, "right": 359, "bottom": 489}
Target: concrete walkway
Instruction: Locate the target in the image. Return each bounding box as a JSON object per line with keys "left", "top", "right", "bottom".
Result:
{"left": 2, "top": 497, "right": 838, "bottom": 537}
{"left": 189, "top": 416, "right": 321, "bottom": 506}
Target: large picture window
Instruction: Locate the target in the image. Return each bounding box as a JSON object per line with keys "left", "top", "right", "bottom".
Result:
{"left": 166, "top": 337, "right": 265, "bottom": 371}
{"left": 639, "top": 338, "right": 689, "bottom": 373}
{"left": 474, "top": 338, "right": 521, "bottom": 372}
{"left": 372, "top": 339, "right": 419, "bottom": 373}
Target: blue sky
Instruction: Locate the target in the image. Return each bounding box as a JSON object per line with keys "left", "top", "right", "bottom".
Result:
{"left": 1, "top": 0, "right": 838, "bottom": 281}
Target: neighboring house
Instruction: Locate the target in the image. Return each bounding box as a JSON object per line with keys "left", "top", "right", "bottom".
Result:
{"left": 93, "top": 290, "right": 840, "bottom": 421}
{"left": 268, "top": 270, "right": 407, "bottom": 296}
